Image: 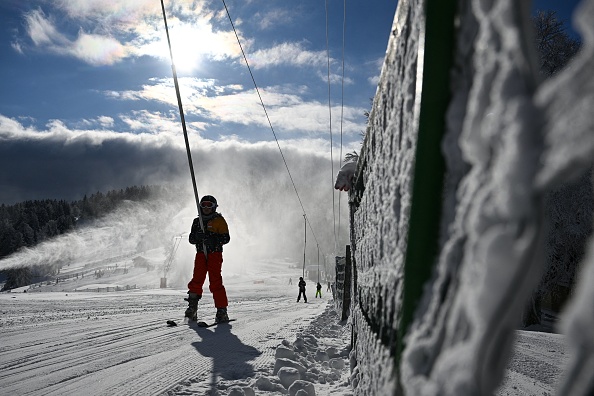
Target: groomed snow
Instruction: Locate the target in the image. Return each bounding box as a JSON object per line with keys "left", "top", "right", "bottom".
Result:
{"left": 0, "top": 258, "right": 568, "bottom": 395}
{"left": 1, "top": 260, "right": 354, "bottom": 396}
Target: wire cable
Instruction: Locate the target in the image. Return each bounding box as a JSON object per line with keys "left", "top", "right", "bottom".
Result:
{"left": 221, "top": 0, "right": 324, "bottom": 251}
{"left": 337, "top": 0, "right": 346, "bottom": 245}
{"left": 326, "top": 0, "right": 338, "bottom": 255}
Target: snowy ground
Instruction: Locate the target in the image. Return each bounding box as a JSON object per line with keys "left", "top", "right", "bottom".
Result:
{"left": 0, "top": 258, "right": 568, "bottom": 395}
{"left": 0, "top": 259, "right": 353, "bottom": 396}
{"left": 495, "top": 331, "right": 568, "bottom": 396}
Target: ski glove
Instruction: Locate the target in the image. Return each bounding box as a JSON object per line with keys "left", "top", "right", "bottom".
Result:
{"left": 189, "top": 230, "right": 229, "bottom": 247}
{"left": 188, "top": 217, "right": 205, "bottom": 245}
{"left": 189, "top": 231, "right": 207, "bottom": 244}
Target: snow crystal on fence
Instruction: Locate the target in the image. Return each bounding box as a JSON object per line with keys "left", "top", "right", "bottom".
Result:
{"left": 347, "top": 0, "right": 424, "bottom": 394}
{"left": 346, "top": 0, "right": 594, "bottom": 395}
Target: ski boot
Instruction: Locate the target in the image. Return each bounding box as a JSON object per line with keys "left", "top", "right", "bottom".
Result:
{"left": 184, "top": 292, "right": 200, "bottom": 321}
{"left": 215, "top": 307, "right": 229, "bottom": 323}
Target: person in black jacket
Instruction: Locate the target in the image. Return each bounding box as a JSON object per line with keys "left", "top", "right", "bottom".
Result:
{"left": 315, "top": 282, "right": 322, "bottom": 298}
{"left": 186, "top": 195, "right": 230, "bottom": 323}
{"left": 297, "top": 277, "right": 307, "bottom": 303}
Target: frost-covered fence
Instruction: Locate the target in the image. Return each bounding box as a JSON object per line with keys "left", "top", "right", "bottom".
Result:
{"left": 334, "top": 255, "right": 347, "bottom": 313}
{"left": 347, "top": 0, "right": 594, "bottom": 395}
{"left": 334, "top": 248, "right": 352, "bottom": 322}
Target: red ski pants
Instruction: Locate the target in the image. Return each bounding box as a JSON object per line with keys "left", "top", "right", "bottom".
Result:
{"left": 187, "top": 251, "right": 228, "bottom": 308}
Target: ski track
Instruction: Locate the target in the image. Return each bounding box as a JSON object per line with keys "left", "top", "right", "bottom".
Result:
{"left": 0, "top": 291, "right": 328, "bottom": 395}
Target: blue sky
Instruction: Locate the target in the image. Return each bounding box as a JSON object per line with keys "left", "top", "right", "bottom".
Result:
{"left": 0, "top": 0, "right": 397, "bottom": 205}
{"left": 0, "top": 0, "right": 394, "bottom": 142}
{"left": 0, "top": 0, "right": 584, "bottom": 205}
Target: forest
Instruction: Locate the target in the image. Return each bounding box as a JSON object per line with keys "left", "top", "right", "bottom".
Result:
{"left": 0, "top": 185, "right": 169, "bottom": 290}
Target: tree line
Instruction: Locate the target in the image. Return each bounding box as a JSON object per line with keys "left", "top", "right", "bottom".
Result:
{"left": 0, "top": 185, "right": 174, "bottom": 290}
{"left": 0, "top": 185, "right": 164, "bottom": 260}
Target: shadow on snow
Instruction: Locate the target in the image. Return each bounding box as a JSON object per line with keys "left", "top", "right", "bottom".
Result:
{"left": 191, "top": 323, "right": 261, "bottom": 395}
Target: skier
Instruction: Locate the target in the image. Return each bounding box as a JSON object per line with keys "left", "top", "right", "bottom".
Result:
{"left": 289, "top": 277, "right": 292, "bottom": 285}
{"left": 315, "top": 282, "right": 322, "bottom": 298}
{"left": 327, "top": 281, "right": 331, "bottom": 292}
{"left": 297, "top": 277, "right": 307, "bottom": 303}
{"left": 186, "top": 195, "right": 230, "bottom": 323}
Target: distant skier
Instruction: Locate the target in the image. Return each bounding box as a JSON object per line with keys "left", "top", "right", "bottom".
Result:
{"left": 315, "top": 282, "right": 322, "bottom": 298}
{"left": 289, "top": 277, "right": 292, "bottom": 285}
{"left": 327, "top": 281, "right": 331, "bottom": 292}
{"left": 186, "top": 195, "right": 230, "bottom": 323}
{"left": 297, "top": 277, "right": 307, "bottom": 303}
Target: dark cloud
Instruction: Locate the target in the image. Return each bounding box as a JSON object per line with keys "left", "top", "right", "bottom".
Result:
{"left": 0, "top": 132, "right": 188, "bottom": 204}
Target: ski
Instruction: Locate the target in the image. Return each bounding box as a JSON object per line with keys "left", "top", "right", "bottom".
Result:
{"left": 166, "top": 318, "right": 236, "bottom": 327}
{"left": 166, "top": 317, "right": 199, "bottom": 327}
{"left": 196, "top": 319, "right": 236, "bottom": 328}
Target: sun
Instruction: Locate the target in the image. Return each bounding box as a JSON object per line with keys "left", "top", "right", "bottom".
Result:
{"left": 169, "top": 24, "right": 207, "bottom": 74}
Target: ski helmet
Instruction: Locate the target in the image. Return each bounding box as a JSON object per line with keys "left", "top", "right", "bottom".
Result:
{"left": 200, "top": 195, "right": 217, "bottom": 209}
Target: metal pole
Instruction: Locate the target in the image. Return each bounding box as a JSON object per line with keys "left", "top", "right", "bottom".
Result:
{"left": 160, "top": 0, "right": 207, "bottom": 255}
{"left": 302, "top": 214, "right": 306, "bottom": 279}
{"left": 317, "top": 246, "right": 320, "bottom": 283}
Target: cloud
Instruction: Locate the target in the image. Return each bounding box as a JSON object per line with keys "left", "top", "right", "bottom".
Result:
{"left": 0, "top": 115, "right": 186, "bottom": 204}
{"left": 11, "top": 41, "right": 24, "bottom": 54}
{"left": 366, "top": 56, "right": 385, "bottom": 86}
{"left": 315, "top": 70, "right": 354, "bottom": 85}
{"left": 117, "top": 110, "right": 210, "bottom": 134}
{"left": 17, "top": 1, "right": 344, "bottom": 78}
{"left": 254, "top": 9, "right": 294, "bottom": 30}
{"left": 248, "top": 42, "right": 328, "bottom": 69}
{"left": 19, "top": 1, "right": 241, "bottom": 70}
{"left": 103, "top": 78, "right": 367, "bottom": 137}
{"left": 70, "top": 32, "right": 127, "bottom": 65}
{"left": 0, "top": 114, "right": 357, "bottom": 204}
{"left": 112, "top": 77, "right": 223, "bottom": 106}
{"left": 76, "top": 116, "right": 114, "bottom": 129}
{"left": 54, "top": 0, "right": 160, "bottom": 23}
{"left": 23, "top": 9, "right": 129, "bottom": 65}
{"left": 368, "top": 75, "right": 380, "bottom": 86}
{"left": 97, "top": 116, "right": 114, "bottom": 128}
{"left": 24, "top": 9, "right": 68, "bottom": 47}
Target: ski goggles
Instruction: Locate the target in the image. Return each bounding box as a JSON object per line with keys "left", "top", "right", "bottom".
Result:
{"left": 200, "top": 201, "right": 216, "bottom": 208}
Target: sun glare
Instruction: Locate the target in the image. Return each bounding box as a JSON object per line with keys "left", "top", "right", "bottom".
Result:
{"left": 169, "top": 24, "right": 207, "bottom": 74}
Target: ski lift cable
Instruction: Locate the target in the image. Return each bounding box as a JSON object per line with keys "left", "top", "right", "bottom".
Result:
{"left": 220, "top": 0, "right": 325, "bottom": 250}
{"left": 325, "top": 0, "right": 338, "bottom": 255}
{"left": 337, "top": 0, "right": 346, "bottom": 246}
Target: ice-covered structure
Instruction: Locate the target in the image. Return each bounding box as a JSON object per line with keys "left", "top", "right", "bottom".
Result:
{"left": 341, "top": 0, "right": 594, "bottom": 394}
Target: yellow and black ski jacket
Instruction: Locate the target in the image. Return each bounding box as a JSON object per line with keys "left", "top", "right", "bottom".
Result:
{"left": 189, "top": 213, "right": 230, "bottom": 253}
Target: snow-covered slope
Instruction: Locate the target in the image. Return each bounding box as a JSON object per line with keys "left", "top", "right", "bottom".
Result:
{"left": 0, "top": 260, "right": 354, "bottom": 396}
{"left": 0, "top": 259, "right": 569, "bottom": 396}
